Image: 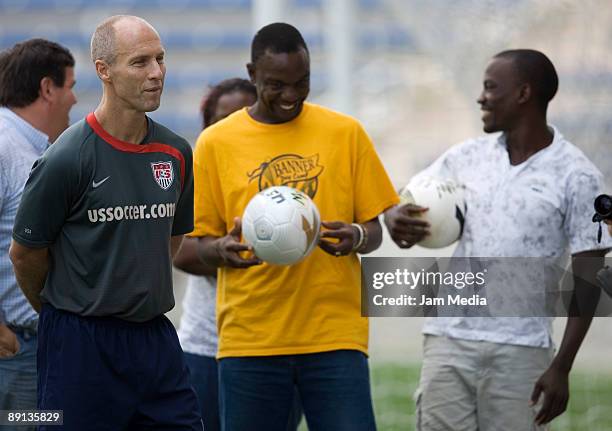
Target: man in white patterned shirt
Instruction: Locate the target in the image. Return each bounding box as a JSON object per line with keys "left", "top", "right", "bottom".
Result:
{"left": 0, "top": 39, "right": 76, "bottom": 423}
{"left": 385, "top": 50, "right": 611, "bottom": 430}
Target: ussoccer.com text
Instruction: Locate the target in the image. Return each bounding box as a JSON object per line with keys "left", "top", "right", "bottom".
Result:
{"left": 87, "top": 203, "right": 176, "bottom": 223}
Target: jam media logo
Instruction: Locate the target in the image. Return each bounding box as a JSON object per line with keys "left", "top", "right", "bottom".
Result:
{"left": 247, "top": 153, "right": 324, "bottom": 198}
{"left": 151, "top": 161, "right": 174, "bottom": 190}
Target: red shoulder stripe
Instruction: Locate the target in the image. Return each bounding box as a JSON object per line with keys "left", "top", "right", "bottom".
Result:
{"left": 86, "top": 112, "right": 185, "bottom": 189}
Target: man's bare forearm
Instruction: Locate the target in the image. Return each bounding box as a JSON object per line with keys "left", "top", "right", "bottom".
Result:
{"left": 551, "top": 317, "right": 592, "bottom": 373}
{"left": 12, "top": 257, "right": 48, "bottom": 313}
{"left": 552, "top": 251, "right": 605, "bottom": 373}
{"left": 9, "top": 240, "right": 49, "bottom": 313}
{"left": 170, "top": 235, "right": 184, "bottom": 259}
{"left": 196, "top": 236, "right": 224, "bottom": 268}
{"left": 173, "top": 237, "right": 218, "bottom": 276}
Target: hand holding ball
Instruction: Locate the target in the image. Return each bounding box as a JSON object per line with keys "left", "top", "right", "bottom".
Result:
{"left": 399, "top": 176, "right": 467, "bottom": 248}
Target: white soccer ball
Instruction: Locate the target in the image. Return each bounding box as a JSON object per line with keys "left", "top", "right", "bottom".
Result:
{"left": 399, "top": 176, "right": 467, "bottom": 248}
{"left": 242, "top": 186, "right": 321, "bottom": 265}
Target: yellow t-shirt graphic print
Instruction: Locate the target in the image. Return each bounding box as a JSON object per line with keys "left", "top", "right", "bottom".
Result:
{"left": 247, "top": 153, "right": 324, "bottom": 198}
{"left": 192, "top": 102, "right": 399, "bottom": 358}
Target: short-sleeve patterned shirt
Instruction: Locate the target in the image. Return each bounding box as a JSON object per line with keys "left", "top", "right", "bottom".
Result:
{"left": 419, "top": 126, "right": 612, "bottom": 347}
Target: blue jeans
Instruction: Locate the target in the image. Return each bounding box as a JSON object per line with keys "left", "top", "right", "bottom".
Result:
{"left": 219, "top": 349, "right": 376, "bottom": 431}
{"left": 184, "top": 353, "right": 303, "bottom": 431}
{"left": 0, "top": 328, "right": 37, "bottom": 431}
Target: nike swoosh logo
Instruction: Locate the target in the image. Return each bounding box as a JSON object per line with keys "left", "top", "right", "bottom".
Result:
{"left": 92, "top": 176, "right": 110, "bottom": 188}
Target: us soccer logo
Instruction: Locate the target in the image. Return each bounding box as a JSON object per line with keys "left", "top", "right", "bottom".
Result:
{"left": 151, "top": 161, "right": 174, "bottom": 190}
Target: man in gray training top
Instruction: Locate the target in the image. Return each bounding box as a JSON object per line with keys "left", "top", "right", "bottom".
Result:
{"left": 10, "top": 15, "right": 201, "bottom": 431}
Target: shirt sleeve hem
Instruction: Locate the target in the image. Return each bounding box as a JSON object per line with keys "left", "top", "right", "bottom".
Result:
{"left": 172, "top": 223, "right": 195, "bottom": 236}
{"left": 570, "top": 244, "right": 612, "bottom": 255}
{"left": 190, "top": 225, "right": 226, "bottom": 238}
{"left": 11, "top": 232, "right": 54, "bottom": 249}
{"left": 356, "top": 196, "right": 400, "bottom": 224}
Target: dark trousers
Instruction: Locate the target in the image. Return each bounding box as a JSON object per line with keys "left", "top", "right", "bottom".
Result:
{"left": 37, "top": 304, "right": 203, "bottom": 431}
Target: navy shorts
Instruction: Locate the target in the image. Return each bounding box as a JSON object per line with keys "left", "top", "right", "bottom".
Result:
{"left": 37, "top": 304, "right": 202, "bottom": 431}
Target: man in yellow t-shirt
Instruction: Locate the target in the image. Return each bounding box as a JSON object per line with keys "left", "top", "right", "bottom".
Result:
{"left": 192, "top": 23, "right": 398, "bottom": 431}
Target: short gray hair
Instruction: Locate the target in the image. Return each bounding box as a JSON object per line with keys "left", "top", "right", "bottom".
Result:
{"left": 90, "top": 15, "right": 128, "bottom": 64}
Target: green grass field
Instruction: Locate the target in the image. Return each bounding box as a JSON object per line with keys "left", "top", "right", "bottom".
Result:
{"left": 299, "top": 363, "right": 612, "bottom": 430}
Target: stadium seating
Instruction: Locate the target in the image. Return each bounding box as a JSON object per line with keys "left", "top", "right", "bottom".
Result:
{"left": 0, "top": 0, "right": 415, "bottom": 142}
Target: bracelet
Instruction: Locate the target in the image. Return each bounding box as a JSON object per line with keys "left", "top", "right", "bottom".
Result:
{"left": 359, "top": 223, "right": 368, "bottom": 252}
{"left": 351, "top": 223, "right": 367, "bottom": 253}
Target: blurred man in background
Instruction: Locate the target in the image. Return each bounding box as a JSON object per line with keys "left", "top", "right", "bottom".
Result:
{"left": 9, "top": 16, "right": 201, "bottom": 430}
{"left": 385, "top": 49, "right": 611, "bottom": 430}
{"left": 0, "top": 38, "right": 76, "bottom": 429}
